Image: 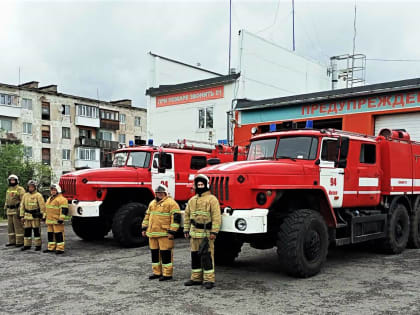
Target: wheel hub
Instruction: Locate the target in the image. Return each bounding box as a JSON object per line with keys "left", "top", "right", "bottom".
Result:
{"left": 304, "top": 230, "right": 321, "bottom": 262}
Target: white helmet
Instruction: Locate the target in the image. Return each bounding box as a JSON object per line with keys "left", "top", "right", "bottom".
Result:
{"left": 154, "top": 184, "right": 168, "bottom": 194}
{"left": 194, "top": 174, "right": 210, "bottom": 189}
{"left": 50, "top": 183, "right": 62, "bottom": 194}
{"left": 8, "top": 174, "right": 19, "bottom": 184}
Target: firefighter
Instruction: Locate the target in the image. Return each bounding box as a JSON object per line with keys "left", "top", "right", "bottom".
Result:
{"left": 4, "top": 175, "right": 25, "bottom": 247}
{"left": 184, "top": 174, "right": 221, "bottom": 289}
{"left": 141, "top": 184, "right": 181, "bottom": 281}
{"left": 44, "top": 184, "right": 69, "bottom": 254}
{"left": 19, "top": 180, "right": 46, "bottom": 251}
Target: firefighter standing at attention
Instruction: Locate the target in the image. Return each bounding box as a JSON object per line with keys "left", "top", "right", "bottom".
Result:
{"left": 44, "top": 184, "right": 69, "bottom": 254}
{"left": 141, "top": 184, "right": 181, "bottom": 281}
{"left": 184, "top": 174, "right": 221, "bottom": 290}
{"left": 4, "top": 175, "right": 25, "bottom": 247}
{"left": 20, "top": 180, "right": 46, "bottom": 251}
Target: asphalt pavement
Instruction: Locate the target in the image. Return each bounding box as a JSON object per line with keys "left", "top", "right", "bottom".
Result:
{"left": 0, "top": 224, "right": 419, "bottom": 315}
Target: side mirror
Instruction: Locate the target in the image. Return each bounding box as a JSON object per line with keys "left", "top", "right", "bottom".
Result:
{"left": 207, "top": 158, "right": 221, "bottom": 165}
{"left": 233, "top": 146, "right": 239, "bottom": 161}
{"left": 314, "top": 159, "right": 320, "bottom": 165}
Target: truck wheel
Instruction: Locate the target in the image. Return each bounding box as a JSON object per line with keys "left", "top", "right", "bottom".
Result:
{"left": 276, "top": 209, "right": 328, "bottom": 278}
{"left": 214, "top": 232, "right": 243, "bottom": 265}
{"left": 382, "top": 203, "right": 410, "bottom": 253}
{"left": 408, "top": 205, "right": 420, "bottom": 249}
{"left": 112, "top": 202, "right": 148, "bottom": 247}
{"left": 72, "top": 217, "right": 110, "bottom": 241}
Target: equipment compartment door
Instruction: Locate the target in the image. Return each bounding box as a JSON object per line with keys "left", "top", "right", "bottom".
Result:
{"left": 151, "top": 153, "right": 176, "bottom": 198}
{"left": 319, "top": 137, "right": 344, "bottom": 208}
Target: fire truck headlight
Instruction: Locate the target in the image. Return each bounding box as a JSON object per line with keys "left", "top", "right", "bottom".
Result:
{"left": 251, "top": 127, "right": 258, "bottom": 135}
{"left": 235, "top": 218, "right": 247, "bottom": 231}
{"left": 256, "top": 192, "right": 267, "bottom": 205}
{"left": 77, "top": 207, "right": 83, "bottom": 215}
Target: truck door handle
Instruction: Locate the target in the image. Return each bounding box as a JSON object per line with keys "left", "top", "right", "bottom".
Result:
{"left": 338, "top": 171, "right": 344, "bottom": 175}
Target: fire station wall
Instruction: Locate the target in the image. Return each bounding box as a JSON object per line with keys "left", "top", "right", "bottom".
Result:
{"left": 147, "top": 83, "right": 234, "bottom": 145}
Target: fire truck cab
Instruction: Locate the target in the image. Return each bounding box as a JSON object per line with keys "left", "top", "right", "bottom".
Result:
{"left": 60, "top": 140, "right": 245, "bottom": 247}
{"left": 202, "top": 128, "right": 420, "bottom": 277}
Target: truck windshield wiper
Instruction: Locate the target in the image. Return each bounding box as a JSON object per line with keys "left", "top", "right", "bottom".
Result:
{"left": 277, "top": 156, "right": 296, "bottom": 161}
{"left": 256, "top": 157, "right": 274, "bottom": 160}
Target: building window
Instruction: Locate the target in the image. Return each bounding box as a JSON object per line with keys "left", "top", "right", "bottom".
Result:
{"left": 24, "top": 146, "right": 32, "bottom": 158}
{"left": 62, "top": 149, "right": 71, "bottom": 160}
{"left": 42, "top": 148, "right": 50, "bottom": 165}
{"left": 79, "top": 128, "right": 92, "bottom": 139}
{"left": 135, "top": 116, "right": 141, "bottom": 126}
{"left": 62, "top": 127, "right": 71, "bottom": 139}
{"left": 42, "top": 125, "right": 50, "bottom": 143}
{"left": 42, "top": 102, "right": 50, "bottom": 120}
{"left": 78, "top": 148, "right": 97, "bottom": 161}
{"left": 62, "top": 104, "right": 70, "bottom": 115}
{"left": 120, "top": 113, "right": 126, "bottom": 124}
{"left": 0, "top": 94, "right": 17, "bottom": 106}
{"left": 119, "top": 134, "right": 126, "bottom": 144}
{"left": 99, "top": 130, "right": 112, "bottom": 141}
{"left": 77, "top": 104, "right": 98, "bottom": 118}
{"left": 23, "top": 122, "right": 32, "bottom": 135}
{"left": 0, "top": 118, "right": 12, "bottom": 132}
{"left": 198, "top": 107, "right": 213, "bottom": 129}
{"left": 22, "top": 98, "right": 33, "bottom": 110}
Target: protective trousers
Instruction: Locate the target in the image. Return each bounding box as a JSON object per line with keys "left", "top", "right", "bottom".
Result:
{"left": 47, "top": 224, "right": 65, "bottom": 252}
{"left": 7, "top": 214, "right": 24, "bottom": 245}
{"left": 190, "top": 238, "right": 215, "bottom": 283}
{"left": 24, "top": 219, "right": 41, "bottom": 247}
{"left": 149, "top": 237, "right": 174, "bottom": 277}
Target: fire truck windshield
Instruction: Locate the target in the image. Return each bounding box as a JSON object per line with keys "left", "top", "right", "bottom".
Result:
{"left": 112, "top": 151, "right": 151, "bottom": 168}
{"left": 248, "top": 138, "right": 277, "bottom": 160}
{"left": 276, "top": 136, "right": 319, "bottom": 160}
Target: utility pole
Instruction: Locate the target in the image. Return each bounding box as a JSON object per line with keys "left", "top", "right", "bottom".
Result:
{"left": 228, "top": 0, "right": 232, "bottom": 74}
{"left": 292, "top": 0, "right": 295, "bottom": 51}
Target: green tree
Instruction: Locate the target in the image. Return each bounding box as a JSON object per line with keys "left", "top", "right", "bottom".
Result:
{"left": 0, "top": 144, "right": 52, "bottom": 218}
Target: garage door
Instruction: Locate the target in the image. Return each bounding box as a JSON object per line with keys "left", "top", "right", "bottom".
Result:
{"left": 374, "top": 112, "right": 420, "bottom": 141}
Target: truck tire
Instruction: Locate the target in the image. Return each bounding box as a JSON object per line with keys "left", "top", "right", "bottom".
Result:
{"left": 276, "top": 209, "right": 329, "bottom": 278}
{"left": 214, "top": 232, "right": 243, "bottom": 265}
{"left": 382, "top": 203, "right": 410, "bottom": 253}
{"left": 408, "top": 205, "right": 420, "bottom": 249}
{"left": 112, "top": 202, "right": 148, "bottom": 247}
{"left": 72, "top": 217, "right": 110, "bottom": 241}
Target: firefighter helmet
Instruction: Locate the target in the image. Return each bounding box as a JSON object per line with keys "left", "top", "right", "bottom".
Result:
{"left": 194, "top": 174, "right": 210, "bottom": 189}
{"left": 7, "top": 174, "right": 19, "bottom": 184}
{"left": 154, "top": 184, "right": 168, "bottom": 194}
{"left": 50, "top": 183, "right": 62, "bottom": 194}
{"left": 27, "top": 180, "right": 37, "bottom": 187}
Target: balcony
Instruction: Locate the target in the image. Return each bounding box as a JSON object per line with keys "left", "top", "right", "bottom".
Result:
{"left": 0, "top": 132, "right": 21, "bottom": 144}
{"left": 100, "top": 119, "right": 120, "bottom": 130}
{"left": 75, "top": 116, "right": 100, "bottom": 128}
{"left": 99, "top": 139, "right": 119, "bottom": 150}
{"left": 75, "top": 137, "right": 100, "bottom": 147}
{"left": 75, "top": 159, "right": 100, "bottom": 169}
{"left": 0, "top": 105, "right": 21, "bottom": 118}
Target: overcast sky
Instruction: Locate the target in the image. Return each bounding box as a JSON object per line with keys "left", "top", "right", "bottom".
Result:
{"left": 1, "top": 0, "right": 420, "bottom": 108}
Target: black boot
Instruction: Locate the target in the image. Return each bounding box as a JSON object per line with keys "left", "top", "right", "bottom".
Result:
{"left": 21, "top": 246, "right": 31, "bottom": 251}
{"left": 56, "top": 251, "right": 64, "bottom": 255}
{"left": 34, "top": 246, "right": 41, "bottom": 251}
{"left": 5, "top": 243, "right": 15, "bottom": 247}
{"left": 184, "top": 280, "right": 202, "bottom": 286}
{"left": 203, "top": 282, "right": 215, "bottom": 289}
{"left": 159, "top": 276, "right": 173, "bottom": 281}
{"left": 15, "top": 244, "right": 23, "bottom": 248}
{"left": 43, "top": 249, "right": 54, "bottom": 253}
{"left": 148, "top": 274, "right": 161, "bottom": 280}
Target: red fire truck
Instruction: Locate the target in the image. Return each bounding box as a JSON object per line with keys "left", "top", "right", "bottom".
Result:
{"left": 59, "top": 140, "right": 245, "bottom": 247}
{"left": 202, "top": 127, "right": 420, "bottom": 277}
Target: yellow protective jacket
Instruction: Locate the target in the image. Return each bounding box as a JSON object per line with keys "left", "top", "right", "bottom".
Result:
{"left": 184, "top": 191, "right": 221, "bottom": 238}
{"left": 20, "top": 191, "right": 46, "bottom": 220}
{"left": 142, "top": 196, "right": 181, "bottom": 238}
{"left": 45, "top": 194, "right": 69, "bottom": 224}
{"left": 4, "top": 185, "right": 25, "bottom": 215}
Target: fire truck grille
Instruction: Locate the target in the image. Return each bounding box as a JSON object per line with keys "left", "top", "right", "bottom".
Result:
{"left": 59, "top": 177, "right": 76, "bottom": 196}
{"left": 209, "top": 176, "right": 229, "bottom": 201}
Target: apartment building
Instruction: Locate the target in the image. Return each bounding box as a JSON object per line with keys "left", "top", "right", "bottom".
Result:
{"left": 0, "top": 81, "right": 147, "bottom": 182}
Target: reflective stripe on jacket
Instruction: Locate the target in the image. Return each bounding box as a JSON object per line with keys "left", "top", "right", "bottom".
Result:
{"left": 20, "top": 191, "right": 46, "bottom": 220}
{"left": 142, "top": 196, "right": 181, "bottom": 238}
{"left": 4, "top": 185, "right": 25, "bottom": 215}
{"left": 184, "top": 191, "right": 221, "bottom": 238}
{"left": 45, "top": 194, "right": 68, "bottom": 224}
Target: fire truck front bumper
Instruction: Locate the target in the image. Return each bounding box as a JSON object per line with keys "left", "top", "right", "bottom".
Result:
{"left": 220, "top": 208, "right": 268, "bottom": 234}
{"left": 69, "top": 200, "right": 102, "bottom": 217}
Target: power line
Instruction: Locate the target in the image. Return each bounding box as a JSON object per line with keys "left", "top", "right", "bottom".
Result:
{"left": 256, "top": 0, "right": 282, "bottom": 34}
